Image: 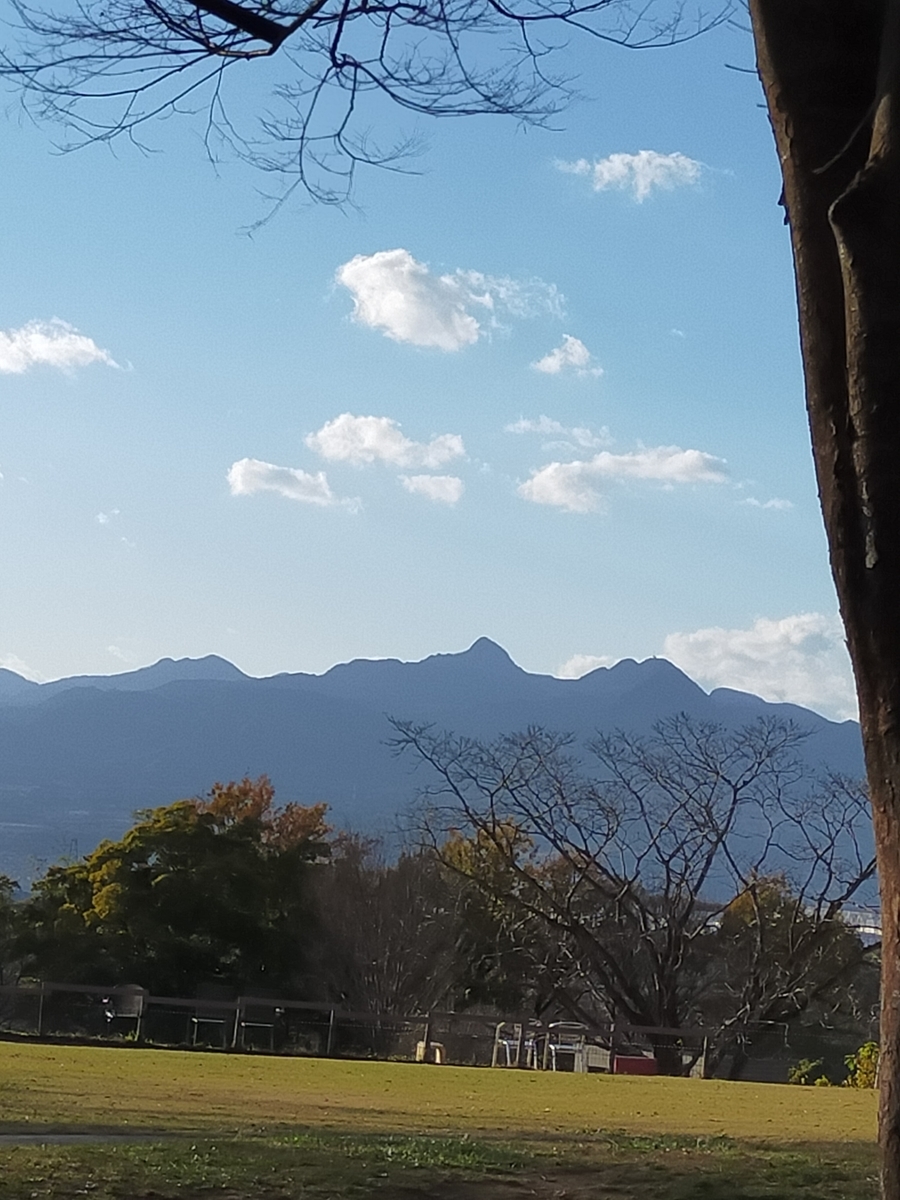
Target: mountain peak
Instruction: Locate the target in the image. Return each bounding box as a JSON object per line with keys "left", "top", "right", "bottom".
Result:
{"left": 463, "top": 637, "right": 517, "bottom": 664}
{"left": 145, "top": 655, "right": 248, "bottom": 681}
{"left": 0, "top": 639, "right": 865, "bottom": 889}
{"left": 575, "top": 655, "right": 706, "bottom": 706}
{"left": 423, "top": 637, "right": 524, "bottom": 676}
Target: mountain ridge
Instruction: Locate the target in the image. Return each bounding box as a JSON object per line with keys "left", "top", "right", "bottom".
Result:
{"left": 0, "top": 640, "right": 864, "bottom": 886}
{"left": 0, "top": 654, "right": 249, "bottom": 705}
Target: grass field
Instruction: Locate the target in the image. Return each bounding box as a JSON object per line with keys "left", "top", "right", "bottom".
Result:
{"left": 0, "top": 1041, "right": 880, "bottom": 1199}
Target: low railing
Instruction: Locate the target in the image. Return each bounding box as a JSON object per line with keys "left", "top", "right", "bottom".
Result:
{"left": 0, "top": 982, "right": 491, "bottom": 1061}
{"left": 0, "top": 981, "right": 794, "bottom": 1079}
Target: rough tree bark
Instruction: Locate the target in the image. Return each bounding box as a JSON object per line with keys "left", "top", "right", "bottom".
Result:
{"left": 749, "top": 1, "right": 900, "bottom": 1192}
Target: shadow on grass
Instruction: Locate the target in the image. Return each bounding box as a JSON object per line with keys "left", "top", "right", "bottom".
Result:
{"left": 0, "top": 1127, "right": 879, "bottom": 1200}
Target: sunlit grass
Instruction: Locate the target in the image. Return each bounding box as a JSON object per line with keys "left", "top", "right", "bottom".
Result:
{"left": 0, "top": 1042, "right": 880, "bottom": 1198}
{"left": 0, "top": 1040, "right": 876, "bottom": 1142}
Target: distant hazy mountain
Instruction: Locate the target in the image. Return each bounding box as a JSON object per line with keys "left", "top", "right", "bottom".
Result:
{"left": 0, "top": 655, "right": 248, "bottom": 706}
{"left": 0, "top": 639, "right": 865, "bottom": 886}
{"left": 0, "top": 669, "right": 38, "bottom": 703}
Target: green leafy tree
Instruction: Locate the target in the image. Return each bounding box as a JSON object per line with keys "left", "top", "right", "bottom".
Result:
{"left": 17, "top": 776, "right": 330, "bottom": 995}
{"left": 439, "top": 824, "right": 546, "bottom": 1013}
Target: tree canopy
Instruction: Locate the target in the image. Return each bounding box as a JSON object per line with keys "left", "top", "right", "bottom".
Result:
{"left": 0, "top": 751, "right": 879, "bottom": 1082}
{"left": 16, "top": 776, "right": 330, "bottom": 994}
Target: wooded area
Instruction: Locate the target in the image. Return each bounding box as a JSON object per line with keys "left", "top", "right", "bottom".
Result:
{"left": 0, "top": 721, "right": 880, "bottom": 1081}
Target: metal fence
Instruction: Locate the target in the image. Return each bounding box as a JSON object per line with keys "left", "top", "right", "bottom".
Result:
{"left": 0, "top": 980, "right": 820, "bottom": 1081}
{"left": 0, "top": 982, "right": 498, "bottom": 1062}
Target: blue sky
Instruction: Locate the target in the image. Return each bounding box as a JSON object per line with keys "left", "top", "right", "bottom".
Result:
{"left": 0, "top": 13, "right": 857, "bottom": 720}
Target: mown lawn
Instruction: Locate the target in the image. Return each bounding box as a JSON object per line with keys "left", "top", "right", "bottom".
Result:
{"left": 0, "top": 1041, "right": 880, "bottom": 1199}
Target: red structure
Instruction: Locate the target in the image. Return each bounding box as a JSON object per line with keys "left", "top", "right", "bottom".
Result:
{"left": 613, "top": 1055, "right": 658, "bottom": 1075}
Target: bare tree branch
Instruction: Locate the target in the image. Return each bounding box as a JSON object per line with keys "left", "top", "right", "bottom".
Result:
{"left": 393, "top": 715, "right": 876, "bottom": 1075}
{"left": 0, "top": 0, "right": 733, "bottom": 203}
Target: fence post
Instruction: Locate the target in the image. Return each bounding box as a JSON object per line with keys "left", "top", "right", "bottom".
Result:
{"left": 491, "top": 1023, "right": 501, "bottom": 1068}
{"left": 135, "top": 990, "right": 147, "bottom": 1044}
{"left": 514, "top": 1021, "right": 525, "bottom": 1068}
{"left": 325, "top": 1008, "right": 336, "bottom": 1056}
{"left": 36, "top": 983, "right": 46, "bottom": 1037}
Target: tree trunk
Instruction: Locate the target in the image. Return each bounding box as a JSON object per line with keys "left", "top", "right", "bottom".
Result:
{"left": 649, "top": 1035, "right": 686, "bottom": 1077}
{"left": 749, "top": 0, "right": 900, "bottom": 1192}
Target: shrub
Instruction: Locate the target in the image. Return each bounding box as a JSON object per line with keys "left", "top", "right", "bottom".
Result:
{"left": 844, "top": 1041, "right": 879, "bottom": 1088}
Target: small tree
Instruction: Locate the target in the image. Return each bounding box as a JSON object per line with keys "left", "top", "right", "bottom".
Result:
{"left": 845, "top": 1040, "right": 880, "bottom": 1089}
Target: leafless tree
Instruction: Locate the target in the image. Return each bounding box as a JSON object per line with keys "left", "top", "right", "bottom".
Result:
{"left": 394, "top": 715, "right": 876, "bottom": 1075}
{"left": 312, "top": 833, "right": 468, "bottom": 1013}
{"left": 0, "top": 0, "right": 726, "bottom": 205}
{"left": 312, "top": 831, "right": 564, "bottom": 1014}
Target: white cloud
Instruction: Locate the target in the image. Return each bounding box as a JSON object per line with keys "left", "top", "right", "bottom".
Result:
{"left": 505, "top": 415, "right": 610, "bottom": 450}
{"left": 455, "top": 269, "right": 564, "bottom": 321}
{"left": 519, "top": 460, "right": 606, "bottom": 513}
{"left": 0, "top": 653, "right": 44, "bottom": 681}
{"left": 0, "top": 319, "right": 117, "bottom": 374}
{"left": 227, "top": 458, "right": 358, "bottom": 510}
{"left": 335, "top": 249, "right": 562, "bottom": 350}
{"left": 399, "top": 474, "right": 465, "bottom": 505}
{"left": 532, "top": 335, "right": 603, "bottom": 377}
{"left": 663, "top": 613, "right": 857, "bottom": 722}
{"left": 96, "top": 509, "right": 120, "bottom": 525}
{"left": 107, "top": 645, "right": 138, "bottom": 664}
{"left": 557, "top": 653, "right": 616, "bottom": 679}
{"left": 518, "top": 446, "right": 728, "bottom": 513}
{"left": 585, "top": 446, "right": 727, "bottom": 483}
{"left": 742, "top": 496, "right": 794, "bottom": 511}
{"left": 306, "top": 414, "right": 464, "bottom": 469}
{"left": 557, "top": 151, "right": 702, "bottom": 202}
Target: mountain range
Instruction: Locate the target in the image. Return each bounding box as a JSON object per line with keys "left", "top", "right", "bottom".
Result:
{"left": 0, "top": 638, "right": 865, "bottom": 886}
